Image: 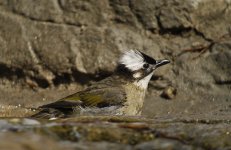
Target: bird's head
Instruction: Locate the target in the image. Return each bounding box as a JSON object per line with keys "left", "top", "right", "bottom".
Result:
{"left": 116, "top": 50, "right": 170, "bottom": 89}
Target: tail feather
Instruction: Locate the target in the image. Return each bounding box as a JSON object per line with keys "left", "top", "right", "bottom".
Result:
{"left": 30, "top": 100, "right": 81, "bottom": 119}
{"left": 30, "top": 108, "right": 66, "bottom": 119}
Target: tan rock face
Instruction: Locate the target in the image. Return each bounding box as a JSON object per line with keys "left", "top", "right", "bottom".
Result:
{"left": 1, "top": 1, "right": 230, "bottom": 149}
{"left": 0, "top": 0, "right": 230, "bottom": 119}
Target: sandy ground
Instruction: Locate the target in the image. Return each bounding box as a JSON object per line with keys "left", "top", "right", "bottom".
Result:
{"left": 0, "top": 80, "right": 230, "bottom": 121}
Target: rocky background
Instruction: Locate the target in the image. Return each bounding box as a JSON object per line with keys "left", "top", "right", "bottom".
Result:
{"left": 0, "top": 0, "right": 231, "bottom": 149}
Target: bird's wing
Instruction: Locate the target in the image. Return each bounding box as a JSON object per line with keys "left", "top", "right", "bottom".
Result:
{"left": 39, "top": 86, "right": 126, "bottom": 109}
{"left": 80, "top": 86, "right": 127, "bottom": 107}
{"left": 31, "top": 76, "right": 127, "bottom": 118}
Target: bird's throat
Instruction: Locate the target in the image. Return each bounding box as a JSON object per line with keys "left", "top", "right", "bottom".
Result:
{"left": 133, "top": 72, "right": 153, "bottom": 89}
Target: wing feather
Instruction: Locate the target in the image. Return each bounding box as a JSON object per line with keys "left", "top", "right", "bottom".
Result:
{"left": 32, "top": 76, "right": 127, "bottom": 118}
{"left": 40, "top": 86, "right": 126, "bottom": 109}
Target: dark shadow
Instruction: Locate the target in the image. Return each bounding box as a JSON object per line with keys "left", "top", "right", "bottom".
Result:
{"left": 0, "top": 64, "right": 24, "bottom": 79}
{"left": 71, "top": 68, "right": 112, "bottom": 85}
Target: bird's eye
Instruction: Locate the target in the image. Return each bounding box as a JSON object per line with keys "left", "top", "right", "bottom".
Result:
{"left": 143, "top": 63, "right": 149, "bottom": 69}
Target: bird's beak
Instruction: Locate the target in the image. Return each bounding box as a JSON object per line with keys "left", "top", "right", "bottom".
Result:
{"left": 155, "top": 59, "right": 170, "bottom": 68}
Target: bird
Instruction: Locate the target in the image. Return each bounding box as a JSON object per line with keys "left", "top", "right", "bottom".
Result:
{"left": 31, "top": 50, "right": 170, "bottom": 119}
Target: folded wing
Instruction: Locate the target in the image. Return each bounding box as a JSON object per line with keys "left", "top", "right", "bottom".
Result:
{"left": 31, "top": 86, "right": 126, "bottom": 118}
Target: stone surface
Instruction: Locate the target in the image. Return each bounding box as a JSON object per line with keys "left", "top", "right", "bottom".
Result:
{"left": 0, "top": 132, "right": 73, "bottom": 150}
{"left": 0, "top": 0, "right": 230, "bottom": 116}
{"left": 0, "top": 0, "right": 231, "bottom": 149}
{"left": 0, "top": 117, "right": 230, "bottom": 149}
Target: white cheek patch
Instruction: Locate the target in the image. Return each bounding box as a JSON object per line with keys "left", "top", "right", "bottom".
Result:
{"left": 119, "top": 50, "right": 144, "bottom": 71}
{"left": 133, "top": 72, "right": 142, "bottom": 79}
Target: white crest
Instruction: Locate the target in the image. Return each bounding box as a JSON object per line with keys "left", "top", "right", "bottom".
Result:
{"left": 119, "top": 50, "right": 145, "bottom": 71}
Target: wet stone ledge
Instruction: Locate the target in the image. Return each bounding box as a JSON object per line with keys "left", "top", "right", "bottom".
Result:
{"left": 0, "top": 116, "right": 230, "bottom": 150}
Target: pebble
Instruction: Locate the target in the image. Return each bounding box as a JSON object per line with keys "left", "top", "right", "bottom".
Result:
{"left": 161, "top": 86, "right": 177, "bottom": 99}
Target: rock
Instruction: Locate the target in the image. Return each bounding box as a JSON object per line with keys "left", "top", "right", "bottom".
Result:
{"left": 0, "top": 132, "right": 73, "bottom": 150}
{"left": 0, "top": 117, "right": 230, "bottom": 149}
{"left": 62, "top": 141, "right": 132, "bottom": 150}
{"left": 161, "top": 86, "right": 177, "bottom": 99}
{"left": 158, "top": 0, "right": 193, "bottom": 30}
{"left": 135, "top": 138, "right": 203, "bottom": 150}
{"left": 0, "top": 1, "right": 231, "bottom": 148}
{"left": 22, "top": 118, "right": 40, "bottom": 125}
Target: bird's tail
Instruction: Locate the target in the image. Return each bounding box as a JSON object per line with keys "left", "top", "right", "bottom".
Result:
{"left": 30, "top": 100, "right": 82, "bottom": 119}
{"left": 30, "top": 108, "right": 66, "bottom": 119}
